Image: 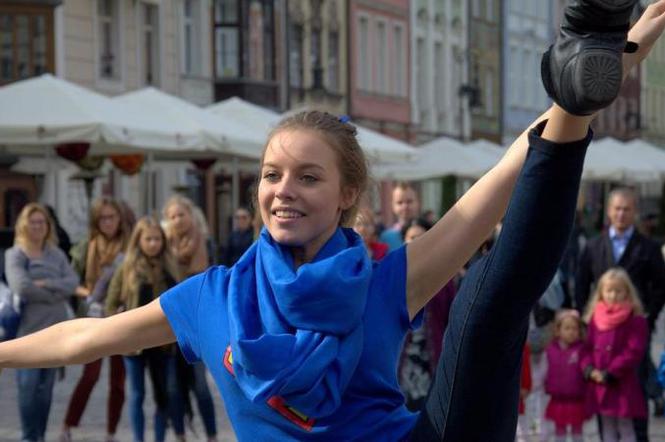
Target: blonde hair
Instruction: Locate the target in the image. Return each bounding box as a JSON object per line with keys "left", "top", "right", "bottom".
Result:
{"left": 554, "top": 309, "right": 585, "bottom": 340}
{"left": 89, "top": 197, "right": 130, "bottom": 246}
{"left": 583, "top": 267, "right": 644, "bottom": 323}
{"left": 162, "top": 194, "right": 209, "bottom": 236}
{"left": 121, "top": 216, "right": 178, "bottom": 302}
{"left": 259, "top": 110, "right": 369, "bottom": 227}
{"left": 13, "top": 203, "right": 57, "bottom": 249}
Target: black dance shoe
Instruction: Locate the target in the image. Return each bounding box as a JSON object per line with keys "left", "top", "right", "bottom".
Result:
{"left": 542, "top": 0, "right": 639, "bottom": 116}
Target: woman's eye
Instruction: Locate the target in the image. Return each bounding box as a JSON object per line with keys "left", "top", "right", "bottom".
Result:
{"left": 263, "top": 172, "right": 279, "bottom": 182}
{"left": 301, "top": 175, "right": 317, "bottom": 183}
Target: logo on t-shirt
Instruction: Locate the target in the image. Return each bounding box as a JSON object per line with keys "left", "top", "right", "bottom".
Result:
{"left": 223, "top": 345, "right": 316, "bottom": 432}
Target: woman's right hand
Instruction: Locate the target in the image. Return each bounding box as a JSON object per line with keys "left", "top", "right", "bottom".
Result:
{"left": 75, "top": 286, "right": 90, "bottom": 297}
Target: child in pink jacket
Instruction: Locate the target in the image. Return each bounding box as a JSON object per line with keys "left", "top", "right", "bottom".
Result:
{"left": 582, "top": 268, "right": 648, "bottom": 442}
{"left": 545, "top": 309, "right": 589, "bottom": 442}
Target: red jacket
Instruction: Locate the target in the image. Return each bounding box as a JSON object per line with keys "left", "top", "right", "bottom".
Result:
{"left": 582, "top": 314, "right": 648, "bottom": 418}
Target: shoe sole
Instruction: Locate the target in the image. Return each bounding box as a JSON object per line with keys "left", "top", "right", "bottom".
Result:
{"left": 572, "top": 49, "right": 622, "bottom": 110}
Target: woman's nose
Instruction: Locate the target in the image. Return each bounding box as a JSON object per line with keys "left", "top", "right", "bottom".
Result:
{"left": 275, "top": 177, "right": 296, "bottom": 201}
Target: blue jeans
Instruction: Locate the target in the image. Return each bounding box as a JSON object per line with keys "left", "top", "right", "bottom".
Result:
{"left": 124, "top": 350, "right": 181, "bottom": 442}
{"left": 409, "top": 122, "right": 590, "bottom": 441}
{"left": 16, "top": 368, "right": 57, "bottom": 442}
{"left": 175, "top": 354, "right": 217, "bottom": 437}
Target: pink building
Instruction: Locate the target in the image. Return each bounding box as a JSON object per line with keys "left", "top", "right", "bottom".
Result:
{"left": 348, "top": 0, "right": 411, "bottom": 224}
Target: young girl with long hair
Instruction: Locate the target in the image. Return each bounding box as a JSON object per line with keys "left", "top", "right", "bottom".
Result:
{"left": 105, "top": 216, "right": 184, "bottom": 442}
{"left": 1, "top": 3, "right": 664, "bottom": 441}
{"left": 4, "top": 203, "right": 79, "bottom": 442}
{"left": 582, "top": 268, "right": 648, "bottom": 442}
{"left": 544, "top": 309, "right": 589, "bottom": 442}
{"left": 60, "top": 197, "right": 130, "bottom": 442}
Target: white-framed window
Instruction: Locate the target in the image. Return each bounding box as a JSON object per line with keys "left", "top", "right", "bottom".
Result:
{"left": 181, "top": 0, "right": 200, "bottom": 75}
{"left": 486, "top": 0, "right": 494, "bottom": 21}
{"left": 484, "top": 69, "right": 494, "bottom": 116}
{"left": 510, "top": 45, "right": 520, "bottom": 106}
{"left": 434, "top": 42, "right": 445, "bottom": 115}
{"left": 393, "top": 23, "right": 405, "bottom": 97}
{"left": 97, "top": 0, "right": 120, "bottom": 80}
{"left": 140, "top": 3, "right": 159, "bottom": 86}
{"left": 289, "top": 22, "right": 303, "bottom": 88}
{"left": 417, "top": 37, "right": 428, "bottom": 121}
{"left": 357, "top": 15, "right": 370, "bottom": 91}
{"left": 376, "top": 20, "right": 387, "bottom": 94}
{"left": 327, "top": 30, "right": 339, "bottom": 92}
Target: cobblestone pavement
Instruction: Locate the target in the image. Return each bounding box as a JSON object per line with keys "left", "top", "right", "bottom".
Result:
{"left": 3, "top": 317, "right": 665, "bottom": 441}
{"left": 0, "top": 362, "right": 236, "bottom": 442}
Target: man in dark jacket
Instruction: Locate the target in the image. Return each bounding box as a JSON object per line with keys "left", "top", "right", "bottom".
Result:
{"left": 222, "top": 207, "right": 254, "bottom": 266}
{"left": 576, "top": 187, "right": 665, "bottom": 441}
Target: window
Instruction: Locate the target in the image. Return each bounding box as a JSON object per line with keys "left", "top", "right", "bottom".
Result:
{"left": 182, "top": 0, "right": 200, "bottom": 75}
{"left": 140, "top": 3, "right": 159, "bottom": 85}
{"left": 289, "top": 23, "right": 303, "bottom": 88}
{"left": 434, "top": 42, "right": 445, "bottom": 115}
{"left": 213, "top": 0, "right": 275, "bottom": 81}
{"left": 417, "top": 38, "right": 428, "bottom": 122}
{"left": 484, "top": 69, "right": 494, "bottom": 116}
{"left": 486, "top": 0, "right": 494, "bottom": 21}
{"left": 98, "top": 0, "right": 120, "bottom": 80}
{"left": 327, "top": 31, "right": 339, "bottom": 92}
{"left": 376, "top": 21, "right": 387, "bottom": 94}
{"left": 214, "top": 0, "right": 239, "bottom": 78}
{"left": 394, "top": 24, "right": 405, "bottom": 97}
{"left": 509, "top": 46, "right": 520, "bottom": 106}
{"left": 358, "top": 16, "right": 370, "bottom": 91}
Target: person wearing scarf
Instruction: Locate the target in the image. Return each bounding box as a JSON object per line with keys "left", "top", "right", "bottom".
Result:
{"left": 2, "top": 11, "right": 665, "bottom": 441}
{"left": 60, "top": 197, "right": 129, "bottom": 442}
{"left": 163, "top": 195, "right": 218, "bottom": 441}
{"left": 582, "top": 268, "right": 649, "bottom": 441}
{"left": 105, "top": 216, "right": 184, "bottom": 442}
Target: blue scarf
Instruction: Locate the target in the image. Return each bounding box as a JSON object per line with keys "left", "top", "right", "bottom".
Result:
{"left": 227, "top": 227, "right": 372, "bottom": 418}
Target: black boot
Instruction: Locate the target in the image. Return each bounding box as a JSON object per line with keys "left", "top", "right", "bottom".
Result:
{"left": 542, "top": 0, "right": 639, "bottom": 116}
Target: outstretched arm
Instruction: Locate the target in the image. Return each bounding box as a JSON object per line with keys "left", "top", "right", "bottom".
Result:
{"left": 405, "top": 1, "right": 665, "bottom": 319}
{"left": 0, "top": 299, "right": 174, "bottom": 369}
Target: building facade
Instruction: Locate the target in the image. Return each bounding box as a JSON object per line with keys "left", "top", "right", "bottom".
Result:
{"left": 0, "top": 0, "right": 216, "bottom": 238}
{"left": 640, "top": 1, "right": 665, "bottom": 146}
{"left": 502, "top": 0, "right": 552, "bottom": 144}
{"left": 469, "top": 0, "right": 502, "bottom": 143}
{"left": 286, "top": 0, "right": 348, "bottom": 115}
{"left": 410, "top": 0, "right": 469, "bottom": 143}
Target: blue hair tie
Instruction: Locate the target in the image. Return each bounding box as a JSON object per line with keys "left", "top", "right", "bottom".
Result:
{"left": 338, "top": 115, "right": 351, "bottom": 124}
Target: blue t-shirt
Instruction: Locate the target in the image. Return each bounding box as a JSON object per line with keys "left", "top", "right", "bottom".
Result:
{"left": 379, "top": 228, "right": 404, "bottom": 252}
{"left": 160, "top": 246, "right": 421, "bottom": 441}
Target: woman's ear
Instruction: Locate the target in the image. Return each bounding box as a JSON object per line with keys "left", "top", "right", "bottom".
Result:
{"left": 341, "top": 187, "right": 359, "bottom": 211}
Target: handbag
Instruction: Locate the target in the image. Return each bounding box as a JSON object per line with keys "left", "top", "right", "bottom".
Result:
{"left": 0, "top": 281, "right": 21, "bottom": 341}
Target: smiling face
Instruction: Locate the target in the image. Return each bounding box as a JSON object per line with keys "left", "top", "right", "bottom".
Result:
{"left": 258, "top": 129, "right": 356, "bottom": 263}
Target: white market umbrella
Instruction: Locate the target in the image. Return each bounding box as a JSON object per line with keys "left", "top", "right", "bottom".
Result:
{"left": 0, "top": 74, "right": 194, "bottom": 154}
{"left": 115, "top": 88, "right": 262, "bottom": 160}
{"left": 206, "top": 97, "right": 280, "bottom": 149}
{"left": 209, "top": 99, "right": 418, "bottom": 163}
{"left": 373, "top": 136, "right": 503, "bottom": 181}
{"left": 583, "top": 137, "right": 663, "bottom": 182}
{"left": 624, "top": 139, "right": 665, "bottom": 178}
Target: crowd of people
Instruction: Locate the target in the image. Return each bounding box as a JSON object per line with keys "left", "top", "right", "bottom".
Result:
{"left": 354, "top": 183, "right": 665, "bottom": 442}
{"left": 2, "top": 197, "right": 255, "bottom": 442}
{"left": 1, "top": 1, "right": 665, "bottom": 441}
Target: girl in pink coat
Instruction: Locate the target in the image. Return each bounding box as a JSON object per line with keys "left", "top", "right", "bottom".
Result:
{"left": 582, "top": 268, "right": 648, "bottom": 442}
{"left": 544, "top": 309, "right": 589, "bottom": 442}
